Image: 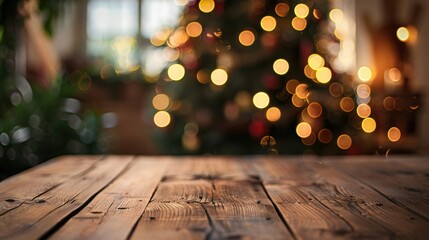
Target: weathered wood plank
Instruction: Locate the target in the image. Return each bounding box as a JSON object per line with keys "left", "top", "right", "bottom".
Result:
{"left": 50, "top": 156, "right": 169, "bottom": 240}
{"left": 0, "top": 156, "right": 100, "bottom": 216}
{"left": 326, "top": 156, "right": 429, "bottom": 220}
{"left": 206, "top": 157, "right": 293, "bottom": 239}
{"left": 0, "top": 155, "right": 132, "bottom": 240}
{"left": 130, "top": 180, "right": 212, "bottom": 240}
{"left": 254, "top": 157, "right": 429, "bottom": 239}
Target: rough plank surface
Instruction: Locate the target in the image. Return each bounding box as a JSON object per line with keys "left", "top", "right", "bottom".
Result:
{"left": 50, "top": 157, "right": 169, "bottom": 240}
{"left": 0, "top": 156, "right": 132, "bottom": 240}
{"left": 0, "top": 155, "right": 428, "bottom": 240}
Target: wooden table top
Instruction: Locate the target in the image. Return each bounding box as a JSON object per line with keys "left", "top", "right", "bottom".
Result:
{"left": 0, "top": 155, "right": 428, "bottom": 239}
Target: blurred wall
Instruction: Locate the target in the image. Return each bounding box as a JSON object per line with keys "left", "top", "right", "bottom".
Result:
{"left": 355, "top": 0, "right": 429, "bottom": 154}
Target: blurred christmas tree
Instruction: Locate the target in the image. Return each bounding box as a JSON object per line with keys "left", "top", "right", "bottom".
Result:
{"left": 0, "top": 0, "right": 102, "bottom": 179}
{"left": 150, "top": 0, "right": 367, "bottom": 155}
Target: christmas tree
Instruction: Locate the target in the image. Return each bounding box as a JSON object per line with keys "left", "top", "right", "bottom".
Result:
{"left": 148, "top": 0, "right": 365, "bottom": 155}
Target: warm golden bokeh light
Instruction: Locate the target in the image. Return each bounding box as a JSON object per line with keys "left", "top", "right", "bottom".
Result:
{"left": 340, "top": 97, "right": 355, "bottom": 112}
{"left": 318, "top": 129, "right": 333, "bottom": 143}
{"left": 275, "top": 3, "right": 289, "bottom": 17}
{"left": 295, "top": 84, "right": 309, "bottom": 99}
{"left": 239, "top": 30, "right": 256, "bottom": 46}
{"left": 396, "top": 27, "right": 410, "bottom": 42}
{"left": 260, "top": 135, "right": 276, "bottom": 147}
{"left": 273, "top": 59, "right": 289, "bottom": 75}
{"left": 356, "top": 84, "right": 371, "bottom": 99}
{"left": 199, "top": 0, "right": 215, "bottom": 13}
{"left": 211, "top": 68, "right": 228, "bottom": 86}
{"left": 152, "top": 94, "right": 170, "bottom": 110}
{"left": 291, "top": 17, "right": 307, "bottom": 31}
{"left": 154, "top": 111, "right": 171, "bottom": 128}
{"left": 235, "top": 91, "right": 252, "bottom": 109}
{"left": 388, "top": 68, "right": 402, "bottom": 82}
{"left": 253, "top": 92, "right": 270, "bottom": 109}
{"left": 356, "top": 104, "right": 371, "bottom": 118}
{"left": 329, "top": 9, "right": 343, "bottom": 23}
{"left": 266, "top": 107, "right": 281, "bottom": 122}
{"left": 162, "top": 47, "right": 180, "bottom": 62}
{"left": 361, "top": 117, "right": 376, "bottom": 133}
{"left": 315, "top": 67, "right": 332, "bottom": 84}
{"left": 308, "top": 54, "right": 325, "bottom": 70}
{"left": 286, "top": 79, "right": 300, "bottom": 94}
{"left": 260, "top": 16, "right": 277, "bottom": 32}
{"left": 167, "top": 64, "right": 185, "bottom": 81}
{"left": 388, "top": 127, "right": 401, "bottom": 142}
{"left": 307, "top": 102, "right": 323, "bottom": 118}
{"left": 296, "top": 122, "right": 312, "bottom": 138}
{"left": 358, "top": 66, "right": 372, "bottom": 82}
{"left": 294, "top": 3, "right": 309, "bottom": 18}
{"left": 186, "top": 22, "right": 203, "bottom": 37}
{"left": 337, "top": 134, "right": 352, "bottom": 150}
{"left": 292, "top": 94, "right": 306, "bottom": 107}
{"left": 150, "top": 31, "right": 168, "bottom": 46}
{"left": 302, "top": 132, "right": 316, "bottom": 146}
{"left": 304, "top": 65, "right": 316, "bottom": 79}
{"left": 196, "top": 70, "right": 210, "bottom": 84}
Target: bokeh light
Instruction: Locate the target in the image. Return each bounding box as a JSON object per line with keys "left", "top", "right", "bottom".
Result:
{"left": 315, "top": 67, "right": 332, "bottom": 84}
{"left": 239, "top": 30, "right": 256, "bottom": 46}
{"left": 286, "top": 79, "right": 300, "bottom": 94}
{"left": 199, "top": 0, "right": 215, "bottom": 13}
{"left": 358, "top": 66, "right": 372, "bottom": 82}
{"left": 260, "top": 16, "right": 277, "bottom": 32}
{"left": 211, "top": 68, "right": 228, "bottom": 86}
{"left": 308, "top": 54, "right": 325, "bottom": 70}
{"left": 396, "top": 27, "right": 410, "bottom": 42}
{"left": 296, "top": 122, "right": 312, "bottom": 138}
{"left": 266, "top": 107, "right": 281, "bottom": 122}
{"left": 340, "top": 97, "right": 355, "bottom": 112}
{"left": 356, "top": 84, "right": 371, "bottom": 99}
{"left": 152, "top": 94, "right": 170, "bottom": 110}
{"left": 253, "top": 92, "right": 270, "bottom": 109}
{"left": 307, "top": 102, "right": 322, "bottom": 118}
{"left": 273, "top": 59, "right": 289, "bottom": 75}
{"left": 387, "top": 68, "right": 401, "bottom": 82}
{"left": 356, "top": 104, "right": 371, "bottom": 118}
{"left": 295, "top": 84, "right": 309, "bottom": 99}
{"left": 291, "top": 17, "right": 307, "bottom": 31}
{"left": 260, "top": 135, "right": 276, "bottom": 147}
{"left": 275, "top": 3, "right": 289, "bottom": 17}
{"left": 167, "top": 64, "right": 185, "bottom": 81}
{"left": 329, "top": 82, "right": 343, "bottom": 97}
{"left": 294, "top": 4, "right": 309, "bottom": 18}
{"left": 154, "top": 111, "right": 171, "bottom": 128}
{"left": 329, "top": 9, "right": 343, "bottom": 23}
{"left": 387, "top": 127, "right": 401, "bottom": 142}
{"left": 361, "top": 117, "right": 376, "bottom": 133}
{"left": 337, "top": 134, "right": 352, "bottom": 150}
{"left": 186, "top": 22, "right": 203, "bottom": 37}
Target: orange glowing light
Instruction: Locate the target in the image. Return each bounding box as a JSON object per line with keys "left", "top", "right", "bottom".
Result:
{"left": 387, "top": 127, "right": 401, "bottom": 142}
{"left": 167, "top": 64, "right": 185, "bottom": 81}
{"left": 186, "top": 22, "right": 203, "bottom": 37}
{"left": 337, "top": 134, "right": 352, "bottom": 150}
{"left": 152, "top": 94, "right": 170, "bottom": 110}
{"left": 358, "top": 66, "right": 372, "bottom": 82}
{"left": 340, "top": 97, "right": 355, "bottom": 112}
{"left": 196, "top": 70, "right": 210, "bottom": 84}
{"left": 273, "top": 59, "right": 289, "bottom": 75}
{"left": 356, "top": 84, "right": 371, "bottom": 99}
{"left": 199, "top": 0, "right": 215, "bottom": 13}
{"left": 292, "top": 94, "right": 305, "bottom": 107}
{"left": 329, "top": 82, "right": 343, "bottom": 97}
{"left": 286, "top": 79, "right": 300, "bottom": 94}
{"left": 361, "top": 117, "right": 376, "bottom": 133}
{"left": 260, "top": 16, "right": 277, "bottom": 32}
{"left": 210, "top": 68, "right": 228, "bottom": 86}
{"left": 275, "top": 3, "right": 289, "bottom": 17}
{"left": 295, "top": 84, "right": 309, "bottom": 99}
{"left": 329, "top": 9, "right": 343, "bottom": 23}
{"left": 396, "top": 27, "right": 410, "bottom": 42}
{"left": 302, "top": 132, "right": 316, "bottom": 146}
{"left": 308, "top": 54, "right": 325, "bottom": 70}
{"left": 356, "top": 104, "right": 371, "bottom": 118}
{"left": 266, "top": 107, "right": 281, "bottom": 122}
{"left": 296, "top": 122, "right": 312, "bottom": 138}
{"left": 292, "top": 17, "right": 307, "bottom": 31}
{"left": 307, "top": 102, "right": 323, "bottom": 118}
{"left": 315, "top": 67, "right": 332, "bottom": 84}
{"left": 239, "top": 30, "right": 256, "bottom": 46}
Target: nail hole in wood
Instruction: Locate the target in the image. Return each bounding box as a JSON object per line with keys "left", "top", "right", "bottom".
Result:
{"left": 35, "top": 199, "right": 46, "bottom": 203}
{"left": 91, "top": 211, "right": 102, "bottom": 214}
{"left": 117, "top": 207, "right": 128, "bottom": 210}
{"left": 5, "top": 198, "right": 15, "bottom": 202}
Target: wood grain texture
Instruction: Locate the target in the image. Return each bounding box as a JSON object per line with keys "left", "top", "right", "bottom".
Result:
{"left": 0, "top": 156, "right": 132, "bottom": 240}
{"left": 50, "top": 156, "right": 169, "bottom": 240}
{"left": 0, "top": 156, "right": 100, "bottom": 216}
{"left": 254, "top": 157, "right": 429, "bottom": 239}
{"left": 325, "top": 156, "right": 429, "bottom": 220}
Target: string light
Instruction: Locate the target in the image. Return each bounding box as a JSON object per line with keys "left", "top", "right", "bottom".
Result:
{"left": 260, "top": 16, "right": 277, "bottom": 32}
{"left": 291, "top": 17, "right": 307, "bottom": 31}
{"left": 361, "top": 117, "right": 376, "bottom": 133}
{"left": 211, "top": 69, "right": 228, "bottom": 86}
{"left": 388, "top": 127, "right": 401, "bottom": 142}
{"left": 266, "top": 107, "right": 281, "bottom": 122}
{"left": 154, "top": 111, "right": 171, "bottom": 128}
{"left": 396, "top": 27, "right": 410, "bottom": 42}
{"left": 337, "top": 134, "right": 352, "bottom": 150}
{"left": 199, "top": 0, "right": 215, "bottom": 13}
{"left": 273, "top": 59, "right": 289, "bottom": 75}
{"left": 296, "top": 122, "right": 312, "bottom": 138}
{"left": 186, "top": 22, "right": 203, "bottom": 37}
{"left": 253, "top": 92, "right": 270, "bottom": 109}
{"left": 294, "top": 4, "right": 309, "bottom": 18}
{"left": 239, "top": 30, "right": 255, "bottom": 46}
{"left": 315, "top": 67, "right": 332, "bottom": 83}
{"left": 167, "top": 64, "right": 185, "bottom": 81}
{"left": 358, "top": 66, "right": 372, "bottom": 82}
